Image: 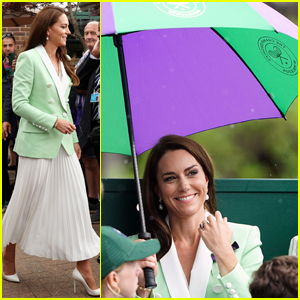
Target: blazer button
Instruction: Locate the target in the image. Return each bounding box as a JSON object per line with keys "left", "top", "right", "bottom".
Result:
{"left": 233, "top": 294, "right": 239, "bottom": 298}
{"left": 62, "top": 113, "right": 67, "bottom": 117}
{"left": 213, "top": 284, "right": 223, "bottom": 294}
{"left": 226, "top": 283, "right": 232, "bottom": 289}
{"left": 69, "top": 83, "right": 72, "bottom": 87}
{"left": 53, "top": 114, "right": 57, "bottom": 117}
{"left": 49, "top": 99, "right": 54, "bottom": 104}
{"left": 47, "top": 83, "right": 52, "bottom": 88}
{"left": 154, "top": 293, "right": 162, "bottom": 298}
{"left": 39, "top": 126, "right": 41, "bottom": 128}
{"left": 32, "top": 123, "right": 35, "bottom": 125}
{"left": 229, "top": 289, "right": 236, "bottom": 295}
{"left": 45, "top": 129, "right": 48, "bottom": 131}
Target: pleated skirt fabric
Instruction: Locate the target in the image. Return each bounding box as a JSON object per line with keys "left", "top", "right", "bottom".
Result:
{"left": 2, "top": 146, "right": 100, "bottom": 262}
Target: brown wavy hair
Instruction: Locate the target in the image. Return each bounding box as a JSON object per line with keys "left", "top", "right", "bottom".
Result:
{"left": 249, "top": 255, "right": 298, "bottom": 298}
{"left": 21, "top": 6, "right": 79, "bottom": 86}
{"left": 142, "top": 135, "right": 217, "bottom": 260}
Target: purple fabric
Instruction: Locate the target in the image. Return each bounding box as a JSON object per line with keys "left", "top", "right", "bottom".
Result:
{"left": 101, "top": 2, "right": 116, "bottom": 35}
{"left": 123, "top": 28, "right": 282, "bottom": 155}
{"left": 248, "top": 2, "right": 298, "bottom": 40}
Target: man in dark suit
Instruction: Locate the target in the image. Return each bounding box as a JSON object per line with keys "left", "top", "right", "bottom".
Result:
{"left": 69, "top": 23, "right": 100, "bottom": 223}
{"left": 70, "top": 21, "right": 100, "bottom": 217}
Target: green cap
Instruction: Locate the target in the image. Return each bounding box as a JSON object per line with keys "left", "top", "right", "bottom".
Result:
{"left": 101, "top": 226, "right": 160, "bottom": 279}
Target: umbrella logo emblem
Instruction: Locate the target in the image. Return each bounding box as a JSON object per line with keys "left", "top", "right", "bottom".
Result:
{"left": 258, "top": 37, "right": 297, "bottom": 76}
{"left": 154, "top": 2, "right": 206, "bottom": 18}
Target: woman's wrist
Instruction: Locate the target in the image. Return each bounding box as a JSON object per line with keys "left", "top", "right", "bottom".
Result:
{"left": 53, "top": 117, "right": 59, "bottom": 129}
{"left": 214, "top": 248, "right": 238, "bottom": 277}
{"left": 136, "top": 286, "right": 152, "bottom": 298}
{"left": 138, "top": 284, "right": 152, "bottom": 292}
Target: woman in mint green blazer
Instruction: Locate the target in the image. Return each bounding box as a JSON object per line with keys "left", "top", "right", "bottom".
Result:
{"left": 2, "top": 6, "right": 100, "bottom": 296}
{"left": 136, "top": 135, "right": 263, "bottom": 298}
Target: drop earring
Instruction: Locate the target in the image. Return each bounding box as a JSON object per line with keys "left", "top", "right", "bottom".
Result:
{"left": 46, "top": 35, "right": 49, "bottom": 40}
{"left": 158, "top": 198, "right": 163, "bottom": 210}
{"left": 205, "top": 189, "right": 209, "bottom": 201}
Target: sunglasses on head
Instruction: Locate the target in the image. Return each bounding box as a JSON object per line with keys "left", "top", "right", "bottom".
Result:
{"left": 2, "top": 33, "right": 16, "bottom": 41}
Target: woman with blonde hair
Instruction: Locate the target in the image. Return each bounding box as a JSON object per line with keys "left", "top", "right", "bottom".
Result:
{"left": 2, "top": 6, "right": 99, "bottom": 296}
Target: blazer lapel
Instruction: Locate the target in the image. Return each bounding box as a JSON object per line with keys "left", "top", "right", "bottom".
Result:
{"left": 59, "top": 60, "right": 69, "bottom": 99}
{"left": 160, "top": 211, "right": 214, "bottom": 298}
{"left": 160, "top": 240, "right": 191, "bottom": 298}
{"left": 35, "top": 45, "right": 67, "bottom": 111}
{"left": 189, "top": 237, "right": 213, "bottom": 297}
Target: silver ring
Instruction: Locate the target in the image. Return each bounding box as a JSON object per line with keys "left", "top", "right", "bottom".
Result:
{"left": 199, "top": 221, "right": 207, "bottom": 229}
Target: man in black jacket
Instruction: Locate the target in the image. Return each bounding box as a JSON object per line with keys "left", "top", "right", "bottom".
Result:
{"left": 69, "top": 23, "right": 100, "bottom": 223}
{"left": 2, "top": 63, "right": 20, "bottom": 212}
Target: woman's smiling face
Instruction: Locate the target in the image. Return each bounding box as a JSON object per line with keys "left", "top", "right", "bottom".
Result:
{"left": 47, "top": 14, "right": 70, "bottom": 47}
{"left": 156, "top": 149, "right": 208, "bottom": 218}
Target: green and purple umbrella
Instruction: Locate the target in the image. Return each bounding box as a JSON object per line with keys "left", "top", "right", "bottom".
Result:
{"left": 101, "top": 2, "right": 298, "bottom": 156}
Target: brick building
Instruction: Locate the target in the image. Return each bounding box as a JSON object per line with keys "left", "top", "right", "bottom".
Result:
{"left": 2, "top": 24, "right": 31, "bottom": 53}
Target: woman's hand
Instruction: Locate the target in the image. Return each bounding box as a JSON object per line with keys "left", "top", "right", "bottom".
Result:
{"left": 134, "top": 239, "right": 159, "bottom": 298}
{"left": 198, "top": 210, "right": 238, "bottom": 276}
{"left": 54, "top": 119, "right": 76, "bottom": 134}
{"left": 74, "top": 143, "right": 81, "bottom": 160}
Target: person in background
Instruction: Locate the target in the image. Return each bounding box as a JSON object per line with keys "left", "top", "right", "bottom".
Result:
{"left": 2, "top": 33, "right": 17, "bottom": 77}
{"left": 101, "top": 226, "right": 160, "bottom": 298}
{"left": 69, "top": 21, "right": 100, "bottom": 223}
{"left": 2, "top": 34, "right": 19, "bottom": 212}
{"left": 249, "top": 255, "right": 298, "bottom": 298}
{"left": 137, "top": 134, "right": 263, "bottom": 298}
{"left": 288, "top": 235, "right": 298, "bottom": 257}
{"left": 2, "top": 62, "right": 13, "bottom": 212}
{"left": 70, "top": 21, "right": 100, "bottom": 216}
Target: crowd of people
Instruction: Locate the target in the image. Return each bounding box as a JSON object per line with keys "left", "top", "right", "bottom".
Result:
{"left": 2, "top": 5, "right": 100, "bottom": 296}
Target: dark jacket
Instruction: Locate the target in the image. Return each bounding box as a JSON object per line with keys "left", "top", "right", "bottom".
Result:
{"left": 2, "top": 63, "right": 19, "bottom": 139}
{"left": 69, "top": 55, "right": 99, "bottom": 148}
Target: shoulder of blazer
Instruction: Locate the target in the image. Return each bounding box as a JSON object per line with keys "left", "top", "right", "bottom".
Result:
{"left": 17, "top": 48, "right": 43, "bottom": 69}
{"left": 18, "top": 48, "right": 38, "bottom": 60}
{"left": 228, "top": 222, "right": 259, "bottom": 235}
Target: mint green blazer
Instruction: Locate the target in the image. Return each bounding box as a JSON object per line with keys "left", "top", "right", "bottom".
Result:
{"left": 12, "top": 45, "right": 78, "bottom": 159}
{"left": 133, "top": 222, "right": 263, "bottom": 298}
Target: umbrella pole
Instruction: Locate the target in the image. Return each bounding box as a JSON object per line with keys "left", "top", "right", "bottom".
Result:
{"left": 113, "top": 35, "right": 157, "bottom": 289}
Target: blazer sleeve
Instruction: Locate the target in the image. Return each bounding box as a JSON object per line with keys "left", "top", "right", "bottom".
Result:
{"left": 76, "top": 55, "right": 99, "bottom": 90}
{"left": 12, "top": 51, "right": 57, "bottom": 131}
{"left": 216, "top": 225, "right": 263, "bottom": 298}
{"left": 66, "top": 101, "right": 79, "bottom": 144}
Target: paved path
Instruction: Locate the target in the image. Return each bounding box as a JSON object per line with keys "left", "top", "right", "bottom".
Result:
{"left": 2, "top": 221, "right": 100, "bottom": 298}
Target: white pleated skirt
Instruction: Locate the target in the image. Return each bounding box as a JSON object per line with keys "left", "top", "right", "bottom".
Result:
{"left": 2, "top": 146, "right": 100, "bottom": 262}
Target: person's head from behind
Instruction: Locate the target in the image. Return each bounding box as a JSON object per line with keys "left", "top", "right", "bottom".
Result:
{"left": 84, "top": 21, "right": 99, "bottom": 51}
{"left": 249, "top": 255, "right": 298, "bottom": 298}
{"left": 22, "top": 6, "right": 69, "bottom": 51}
{"left": 101, "top": 226, "right": 160, "bottom": 298}
{"left": 2, "top": 34, "right": 16, "bottom": 58}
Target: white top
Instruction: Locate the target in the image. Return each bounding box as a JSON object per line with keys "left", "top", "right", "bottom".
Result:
{"left": 160, "top": 210, "right": 213, "bottom": 298}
